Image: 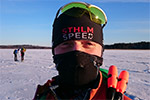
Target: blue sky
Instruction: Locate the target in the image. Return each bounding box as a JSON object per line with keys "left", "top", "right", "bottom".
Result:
{"left": 0, "top": 0, "right": 150, "bottom": 46}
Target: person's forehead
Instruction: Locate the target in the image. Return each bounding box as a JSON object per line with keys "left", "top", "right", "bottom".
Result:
{"left": 62, "top": 40, "right": 100, "bottom": 44}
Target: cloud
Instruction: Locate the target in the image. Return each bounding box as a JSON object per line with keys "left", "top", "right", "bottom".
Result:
{"left": 106, "top": 29, "right": 150, "bottom": 35}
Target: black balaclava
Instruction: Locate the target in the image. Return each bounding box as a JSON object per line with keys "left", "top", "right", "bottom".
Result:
{"left": 53, "top": 51, "right": 103, "bottom": 87}
{"left": 52, "top": 8, "right": 104, "bottom": 87}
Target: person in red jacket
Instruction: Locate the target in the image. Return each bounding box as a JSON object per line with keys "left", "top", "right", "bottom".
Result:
{"left": 20, "top": 47, "right": 26, "bottom": 61}
{"left": 33, "top": 2, "right": 131, "bottom": 100}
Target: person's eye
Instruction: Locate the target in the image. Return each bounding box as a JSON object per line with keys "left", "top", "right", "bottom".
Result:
{"left": 83, "top": 41, "right": 95, "bottom": 48}
{"left": 86, "top": 42, "right": 93, "bottom": 45}
{"left": 86, "top": 41, "right": 95, "bottom": 46}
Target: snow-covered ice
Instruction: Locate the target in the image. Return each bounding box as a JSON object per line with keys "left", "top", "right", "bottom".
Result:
{"left": 0, "top": 49, "right": 150, "bottom": 100}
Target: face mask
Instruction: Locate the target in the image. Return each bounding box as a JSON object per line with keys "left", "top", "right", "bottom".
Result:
{"left": 53, "top": 51, "right": 103, "bottom": 87}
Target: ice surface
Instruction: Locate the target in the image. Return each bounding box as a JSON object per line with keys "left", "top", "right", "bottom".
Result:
{"left": 0, "top": 49, "right": 150, "bottom": 100}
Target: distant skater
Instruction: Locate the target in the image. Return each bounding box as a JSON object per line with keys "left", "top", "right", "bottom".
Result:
{"left": 13, "top": 49, "right": 19, "bottom": 61}
{"left": 20, "top": 47, "right": 26, "bottom": 61}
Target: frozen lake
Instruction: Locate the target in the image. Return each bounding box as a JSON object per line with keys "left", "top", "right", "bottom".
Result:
{"left": 0, "top": 49, "right": 150, "bottom": 100}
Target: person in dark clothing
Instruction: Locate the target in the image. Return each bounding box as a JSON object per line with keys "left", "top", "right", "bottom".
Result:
{"left": 13, "top": 49, "right": 19, "bottom": 61}
{"left": 33, "top": 2, "right": 131, "bottom": 100}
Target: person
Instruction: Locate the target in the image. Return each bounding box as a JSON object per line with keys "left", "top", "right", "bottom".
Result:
{"left": 33, "top": 2, "right": 131, "bottom": 100}
{"left": 13, "top": 49, "right": 19, "bottom": 61}
{"left": 20, "top": 47, "right": 26, "bottom": 61}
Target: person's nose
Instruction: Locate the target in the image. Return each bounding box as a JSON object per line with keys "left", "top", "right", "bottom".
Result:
{"left": 72, "top": 41, "right": 82, "bottom": 51}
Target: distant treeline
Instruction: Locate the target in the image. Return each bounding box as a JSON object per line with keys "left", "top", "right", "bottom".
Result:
{"left": 104, "top": 41, "right": 150, "bottom": 49}
{"left": 0, "top": 41, "right": 150, "bottom": 49}
{"left": 0, "top": 45, "right": 51, "bottom": 49}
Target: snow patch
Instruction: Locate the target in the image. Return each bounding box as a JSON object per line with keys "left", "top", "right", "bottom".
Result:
{"left": 0, "top": 49, "right": 150, "bottom": 100}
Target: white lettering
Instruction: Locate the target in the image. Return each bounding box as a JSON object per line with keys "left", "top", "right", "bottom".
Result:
{"left": 62, "top": 32, "right": 94, "bottom": 41}
{"left": 82, "top": 32, "right": 87, "bottom": 39}
{"left": 63, "top": 34, "right": 68, "bottom": 40}
{"left": 75, "top": 32, "right": 81, "bottom": 39}
{"left": 88, "top": 33, "right": 93, "bottom": 39}
{"left": 68, "top": 33, "right": 74, "bottom": 39}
